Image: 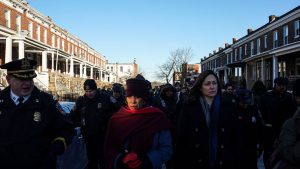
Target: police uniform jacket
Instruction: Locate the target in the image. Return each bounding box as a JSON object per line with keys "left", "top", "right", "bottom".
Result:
{"left": 175, "top": 97, "right": 237, "bottom": 169}
{"left": 70, "top": 90, "right": 117, "bottom": 135}
{"left": 259, "top": 90, "right": 297, "bottom": 151}
{"left": 0, "top": 86, "right": 74, "bottom": 169}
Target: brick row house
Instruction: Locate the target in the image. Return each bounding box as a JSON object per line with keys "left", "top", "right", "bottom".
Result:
{"left": 0, "top": 0, "right": 136, "bottom": 97}
{"left": 201, "top": 5, "right": 300, "bottom": 90}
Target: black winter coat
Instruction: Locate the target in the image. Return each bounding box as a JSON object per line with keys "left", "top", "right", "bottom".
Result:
{"left": 175, "top": 97, "right": 237, "bottom": 169}
{"left": 70, "top": 90, "right": 117, "bottom": 135}
{"left": 0, "top": 86, "right": 74, "bottom": 169}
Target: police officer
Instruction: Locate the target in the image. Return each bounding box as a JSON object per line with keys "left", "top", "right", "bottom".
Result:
{"left": 70, "top": 79, "right": 117, "bottom": 169}
{"left": 259, "top": 77, "right": 297, "bottom": 168}
{"left": 112, "top": 83, "right": 125, "bottom": 110}
{"left": 0, "top": 58, "right": 74, "bottom": 169}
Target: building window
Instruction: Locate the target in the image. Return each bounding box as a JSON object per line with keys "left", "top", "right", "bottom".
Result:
{"left": 278, "top": 61, "right": 286, "bottom": 77}
{"left": 111, "top": 66, "right": 113, "bottom": 72}
{"left": 283, "top": 25, "right": 288, "bottom": 45}
{"left": 251, "top": 41, "right": 254, "bottom": 56}
{"left": 239, "top": 46, "right": 243, "bottom": 60}
{"left": 62, "top": 40, "right": 65, "bottom": 51}
{"left": 57, "top": 37, "right": 60, "bottom": 49}
{"left": 36, "top": 25, "right": 40, "bottom": 41}
{"left": 235, "top": 67, "right": 242, "bottom": 77}
{"left": 295, "top": 20, "right": 299, "bottom": 38}
{"left": 230, "top": 52, "right": 233, "bottom": 63}
{"left": 273, "top": 30, "right": 278, "bottom": 48}
{"left": 4, "top": 9, "right": 10, "bottom": 28}
{"left": 67, "top": 43, "right": 70, "bottom": 53}
{"left": 257, "top": 38, "right": 260, "bottom": 54}
{"left": 107, "top": 66, "right": 109, "bottom": 69}
{"left": 264, "top": 35, "right": 268, "bottom": 48}
{"left": 51, "top": 34, "right": 55, "bottom": 47}
{"left": 120, "top": 66, "right": 123, "bottom": 72}
{"left": 28, "top": 22, "right": 33, "bottom": 38}
{"left": 43, "top": 29, "right": 47, "bottom": 44}
{"left": 71, "top": 44, "right": 74, "bottom": 55}
{"left": 244, "top": 44, "right": 247, "bottom": 56}
{"left": 16, "top": 15, "right": 21, "bottom": 33}
{"left": 227, "top": 54, "right": 230, "bottom": 64}
{"left": 234, "top": 49, "right": 237, "bottom": 61}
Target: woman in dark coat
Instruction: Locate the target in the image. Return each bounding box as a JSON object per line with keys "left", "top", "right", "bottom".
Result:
{"left": 175, "top": 70, "right": 237, "bottom": 169}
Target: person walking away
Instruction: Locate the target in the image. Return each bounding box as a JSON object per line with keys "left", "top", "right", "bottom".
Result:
{"left": 104, "top": 77, "right": 174, "bottom": 169}
{"left": 0, "top": 58, "right": 74, "bottom": 169}
{"left": 70, "top": 79, "right": 118, "bottom": 169}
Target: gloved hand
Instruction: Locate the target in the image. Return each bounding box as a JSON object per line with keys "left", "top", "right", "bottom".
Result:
{"left": 39, "top": 141, "right": 65, "bottom": 169}
{"left": 49, "top": 140, "right": 65, "bottom": 156}
{"left": 39, "top": 151, "right": 56, "bottom": 169}
{"left": 123, "top": 152, "right": 142, "bottom": 169}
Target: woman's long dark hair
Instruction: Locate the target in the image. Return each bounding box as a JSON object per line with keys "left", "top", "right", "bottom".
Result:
{"left": 188, "top": 70, "right": 222, "bottom": 102}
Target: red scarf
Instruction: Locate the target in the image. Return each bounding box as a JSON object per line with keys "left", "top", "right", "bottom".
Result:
{"left": 104, "top": 106, "right": 173, "bottom": 169}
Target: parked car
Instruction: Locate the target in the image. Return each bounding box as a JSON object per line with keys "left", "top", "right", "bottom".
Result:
{"left": 57, "top": 102, "right": 88, "bottom": 169}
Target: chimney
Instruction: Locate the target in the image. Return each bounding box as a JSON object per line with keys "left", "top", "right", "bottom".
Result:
{"left": 269, "top": 15, "right": 276, "bottom": 23}
{"left": 247, "top": 28, "right": 253, "bottom": 34}
{"left": 213, "top": 50, "right": 216, "bottom": 54}
{"left": 219, "top": 47, "right": 223, "bottom": 51}
{"left": 209, "top": 53, "right": 212, "bottom": 56}
{"left": 225, "top": 43, "right": 230, "bottom": 48}
{"left": 232, "top": 38, "right": 238, "bottom": 44}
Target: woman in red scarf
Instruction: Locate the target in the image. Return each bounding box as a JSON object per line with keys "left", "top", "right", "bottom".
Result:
{"left": 104, "top": 78, "right": 174, "bottom": 169}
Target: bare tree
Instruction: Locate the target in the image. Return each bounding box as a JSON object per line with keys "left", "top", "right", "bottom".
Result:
{"left": 155, "top": 61, "right": 175, "bottom": 83}
{"left": 170, "top": 47, "right": 194, "bottom": 73}
{"left": 156, "top": 47, "right": 194, "bottom": 84}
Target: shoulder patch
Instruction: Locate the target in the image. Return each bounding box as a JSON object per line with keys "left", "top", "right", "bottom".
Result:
{"left": 56, "top": 102, "right": 66, "bottom": 115}
{"left": 110, "top": 96, "right": 117, "bottom": 103}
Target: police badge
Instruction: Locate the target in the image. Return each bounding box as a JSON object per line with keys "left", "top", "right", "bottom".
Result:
{"left": 98, "top": 103, "right": 102, "bottom": 109}
{"left": 33, "top": 112, "right": 41, "bottom": 122}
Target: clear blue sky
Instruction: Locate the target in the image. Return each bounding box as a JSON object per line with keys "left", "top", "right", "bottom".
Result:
{"left": 27, "top": 0, "right": 300, "bottom": 82}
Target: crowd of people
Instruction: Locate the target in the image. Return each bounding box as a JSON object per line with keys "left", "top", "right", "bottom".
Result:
{"left": 0, "top": 58, "right": 300, "bottom": 169}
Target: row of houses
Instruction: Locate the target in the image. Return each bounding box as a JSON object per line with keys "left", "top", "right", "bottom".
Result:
{"left": 200, "top": 5, "right": 300, "bottom": 90}
{"left": 0, "top": 0, "right": 138, "bottom": 94}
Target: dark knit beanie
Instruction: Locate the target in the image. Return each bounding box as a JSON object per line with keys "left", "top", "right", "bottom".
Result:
{"left": 293, "top": 78, "right": 300, "bottom": 97}
{"left": 274, "top": 77, "right": 288, "bottom": 85}
{"left": 84, "top": 79, "right": 97, "bottom": 90}
{"left": 126, "top": 78, "right": 149, "bottom": 100}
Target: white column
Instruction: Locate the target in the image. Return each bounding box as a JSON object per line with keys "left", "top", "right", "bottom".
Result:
{"left": 80, "top": 63, "right": 83, "bottom": 78}
{"left": 42, "top": 51, "right": 47, "bottom": 72}
{"left": 272, "top": 55, "right": 278, "bottom": 83}
{"left": 18, "top": 40, "right": 25, "bottom": 59}
{"left": 224, "top": 68, "right": 228, "bottom": 84}
{"left": 5, "top": 37, "right": 12, "bottom": 63}
{"left": 83, "top": 64, "right": 87, "bottom": 78}
{"left": 90, "top": 66, "right": 94, "bottom": 79}
{"left": 261, "top": 58, "right": 265, "bottom": 82}
{"left": 51, "top": 53, "right": 54, "bottom": 72}
{"left": 65, "top": 59, "right": 68, "bottom": 74}
{"left": 70, "top": 58, "right": 74, "bottom": 77}
{"left": 99, "top": 70, "right": 102, "bottom": 81}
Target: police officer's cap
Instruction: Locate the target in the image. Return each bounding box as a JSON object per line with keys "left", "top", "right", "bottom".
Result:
{"left": 0, "top": 58, "right": 37, "bottom": 79}
{"left": 274, "top": 77, "right": 288, "bottom": 85}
